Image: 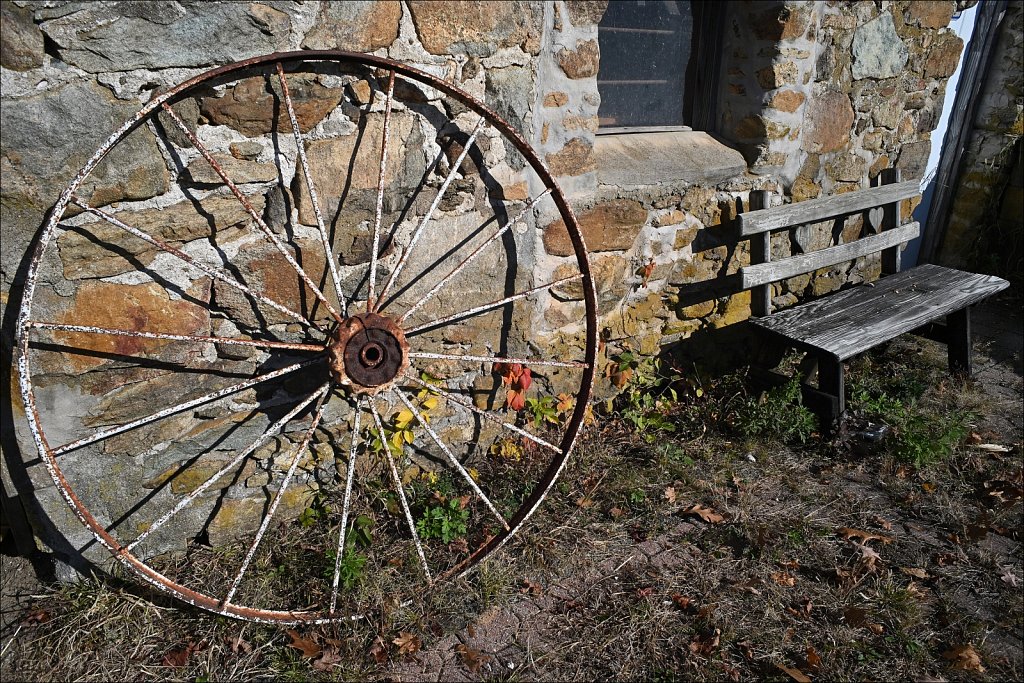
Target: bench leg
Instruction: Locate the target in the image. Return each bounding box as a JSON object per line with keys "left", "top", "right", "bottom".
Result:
{"left": 947, "top": 307, "right": 972, "bottom": 377}
{"left": 817, "top": 354, "right": 845, "bottom": 430}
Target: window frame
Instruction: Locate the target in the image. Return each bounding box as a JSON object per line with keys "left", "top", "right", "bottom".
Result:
{"left": 595, "top": 1, "right": 724, "bottom": 136}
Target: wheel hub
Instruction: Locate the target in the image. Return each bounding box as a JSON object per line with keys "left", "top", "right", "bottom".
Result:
{"left": 328, "top": 312, "right": 409, "bottom": 392}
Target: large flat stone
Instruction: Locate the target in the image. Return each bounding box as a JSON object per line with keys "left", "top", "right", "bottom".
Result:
{"left": 852, "top": 13, "right": 909, "bottom": 80}
{"left": 301, "top": 0, "right": 401, "bottom": 51}
{"left": 543, "top": 199, "right": 647, "bottom": 256}
{"left": 57, "top": 194, "right": 264, "bottom": 279}
{"left": 40, "top": 2, "right": 298, "bottom": 72}
{"left": 594, "top": 131, "right": 746, "bottom": 188}
{"left": 199, "top": 75, "right": 344, "bottom": 138}
{"left": 407, "top": 1, "right": 543, "bottom": 57}
{"left": 292, "top": 110, "right": 425, "bottom": 224}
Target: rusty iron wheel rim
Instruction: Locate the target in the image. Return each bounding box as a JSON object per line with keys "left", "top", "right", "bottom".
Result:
{"left": 15, "top": 51, "right": 598, "bottom": 624}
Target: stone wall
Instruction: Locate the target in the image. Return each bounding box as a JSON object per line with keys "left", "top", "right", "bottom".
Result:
{"left": 937, "top": 1, "right": 1023, "bottom": 288}
{"left": 0, "top": 1, "right": 965, "bottom": 563}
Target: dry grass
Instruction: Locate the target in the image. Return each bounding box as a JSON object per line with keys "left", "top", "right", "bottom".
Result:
{"left": 2, "top": 335, "right": 1021, "bottom": 682}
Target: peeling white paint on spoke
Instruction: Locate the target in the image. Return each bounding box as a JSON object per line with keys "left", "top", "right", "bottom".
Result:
{"left": 27, "top": 322, "right": 325, "bottom": 353}
{"left": 52, "top": 356, "right": 323, "bottom": 456}
{"left": 368, "top": 69, "right": 396, "bottom": 313}
{"left": 370, "top": 399, "right": 432, "bottom": 584}
{"left": 161, "top": 102, "right": 344, "bottom": 324}
{"left": 276, "top": 62, "right": 347, "bottom": 315}
{"left": 330, "top": 396, "right": 362, "bottom": 615}
{"left": 223, "top": 388, "right": 330, "bottom": 606}
{"left": 375, "top": 116, "right": 487, "bottom": 308}
{"left": 404, "top": 274, "right": 583, "bottom": 336}
{"left": 395, "top": 188, "right": 553, "bottom": 322}
{"left": 394, "top": 389, "right": 509, "bottom": 531}
{"left": 126, "top": 384, "right": 331, "bottom": 553}
{"left": 70, "top": 198, "right": 319, "bottom": 331}
{"left": 405, "top": 373, "right": 561, "bottom": 454}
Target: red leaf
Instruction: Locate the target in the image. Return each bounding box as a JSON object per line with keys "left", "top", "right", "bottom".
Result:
{"left": 518, "top": 366, "right": 532, "bottom": 391}
{"left": 507, "top": 388, "right": 526, "bottom": 411}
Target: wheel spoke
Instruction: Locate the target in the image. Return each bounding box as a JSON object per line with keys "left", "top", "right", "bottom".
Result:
{"left": 404, "top": 274, "right": 583, "bottom": 336}
{"left": 28, "top": 321, "right": 324, "bottom": 353}
{"left": 392, "top": 189, "right": 553, "bottom": 321}
{"left": 160, "top": 103, "right": 344, "bottom": 324}
{"left": 125, "top": 383, "right": 331, "bottom": 552}
{"left": 375, "top": 116, "right": 487, "bottom": 310}
{"left": 408, "top": 351, "right": 587, "bottom": 369}
{"left": 330, "top": 396, "right": 362, "bottom": 615}
{"left": 52, "top": 355, "right": 324, "bottom": 456}
{"left": 369, "top": 401, "right": 432, "bottom": 584}
{"left": 393, "top": 388, "right": 509, "bottom": 531}
{"left": 405, "top": 373, "right": 561, "bottom": 454}
{"left": 276, "top": 63, "right": 347, "bottom": 315}
{"left": 367, "top": 69, "right": 396, "bottom": 312}
{"left": 70, "top": 198, "right": 321, "bottom": 332}
{"left": 224, "top": 388, "right": 330, "bottom": 606}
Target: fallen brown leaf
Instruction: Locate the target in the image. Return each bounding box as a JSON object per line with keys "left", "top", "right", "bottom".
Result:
{"left": 22, "top": 609, "right": 49, "bottom": 625}
{"left": 685, "top": 503, "right": 725, "bottom": 524}
{"left": 609, "top": 506, "right": 625, "bottom": 519}
{"left": 771, "top": 571, "right": 796, "bottom": 586}
{"left": 837, "top": 527, "right": 893, "bottom": 544}
{"left": 854, "top": 541, "right": 883, "bottom": 569}
{"left": 871, "top": 515, "right": 894, "bottom": 531}
{"left": 664, "top": 486, "right": 677, "bottom": 504}
{"left": 286, "top": 629, "right": 321, "bottom": 659}
{"left": 393, "top": 632, "right": 421, "bottom": 656}
{"left": 900, "top": 567, "right": 930, "bottom": 580}
{"left": 942, "top": 643, "right": 985, "bottom": 672}
{"left": 162, "top": 640, "right": 202, "bottom": 668}
{"left": 225, "top": 633, "right": 252, "bottom": 655}
{"left": 576, "top": 497, "right": 594, "bottom": 509}
{"left": 806, "top": 645, "right": 821, "bottom": 671}
{"left": 776, "top": 663, "right": 812, "bottom": 683}
{"left": 368, "top": 635, "right": 388, "bottom": 664}
{"left": 999, "top": 567, "right": 1020, "bottom": 587}
{"left": 456, "top": 644, "right": 490, "bottom": 673}
{"left": 670, "top": 593, "right": 694, "bottom": 612}
{"left": 520, "top": 578, "right": 542, "bottom": 595}
{"left": 688, "top": 628, "right": 721, "bottom": 656}
{"left": 312, "top": 648, "right": 343, "bottom": 672}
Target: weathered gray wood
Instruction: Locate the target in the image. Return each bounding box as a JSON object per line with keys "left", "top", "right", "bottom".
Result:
{"left": 750, "top": 264, "right": 1009, "bottom": 360}
{"left": 741, "top": 222, "right": 919, "bottom": 288}
{"left": 748, "top": 190, "right": 772, "bottom": 316}
{"left": 738, "top": 180, "right": 919, "bottom": 236}
{"left": 879, "top": 168, "right": 902, "bottom": 274}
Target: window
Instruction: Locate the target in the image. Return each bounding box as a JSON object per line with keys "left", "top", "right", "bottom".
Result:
{"left": 597, "top": 0, "right": 723, "bottom": 133}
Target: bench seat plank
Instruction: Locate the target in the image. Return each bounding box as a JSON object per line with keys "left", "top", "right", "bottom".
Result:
{"left": 749, "top": 264, "right": 1009, "bottom": 361}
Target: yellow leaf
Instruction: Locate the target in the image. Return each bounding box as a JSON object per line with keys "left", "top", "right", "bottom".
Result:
{"left": 467, "top": 467, "right": 479, "bottom": 481}
{"left": 395, "top": 409, "right": 414, "bottom": 429}
{"left": 403, "top": 429, "right": 414, "bottom": 444}
{"left": 422, "top": 396, "right": 438, "bottom": 411}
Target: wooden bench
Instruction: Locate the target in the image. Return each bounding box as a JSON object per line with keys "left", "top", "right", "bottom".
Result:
{"left": 738, "top": 169, "right": 1010, "bottom": 428}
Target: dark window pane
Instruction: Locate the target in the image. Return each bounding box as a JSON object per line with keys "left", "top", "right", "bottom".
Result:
{"left": 598, "top": 0, "right": 693, "bottom": 128}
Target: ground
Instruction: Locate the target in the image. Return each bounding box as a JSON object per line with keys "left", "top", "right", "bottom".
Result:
{"left": 1, "top": 298, "right": 1021, "bottom": 682}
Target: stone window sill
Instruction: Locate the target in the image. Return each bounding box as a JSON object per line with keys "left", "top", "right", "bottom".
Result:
{"left": 593, "top": 130, "right": 746, "bottom": 189}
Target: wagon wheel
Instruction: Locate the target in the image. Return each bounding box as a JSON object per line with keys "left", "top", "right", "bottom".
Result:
{"left": 16, "top": 51, "right": 597, "bottom": 624}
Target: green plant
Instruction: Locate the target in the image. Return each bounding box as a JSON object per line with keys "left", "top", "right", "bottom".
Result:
{"left": 734, "top": 375, "right": 818, "bottom": 444}
{"left": 323, "top": 548, "right": 367, "bottom": 590}
{"left": 525, "top": 395, "right": 560, "bottom": 429}
{"left": 416, "top": 497, "right": 470, "bottom": 543}
{"left": 849, "top": 376, "right": 970, "bottom": 467}
{"left": 297, "top": 491, "right": 331, "bottom": 528}
{"left": 610, "top": 352, "right": 681, "bottom": 442}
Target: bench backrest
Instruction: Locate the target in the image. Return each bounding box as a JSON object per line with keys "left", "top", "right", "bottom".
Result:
{"left": 737, "top": 168, "right": 921, "bottom": 316}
